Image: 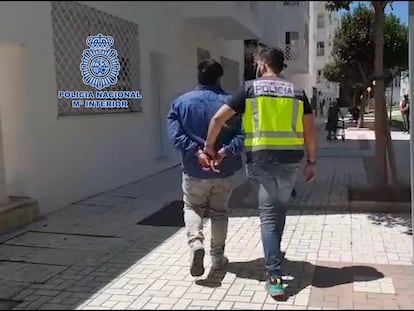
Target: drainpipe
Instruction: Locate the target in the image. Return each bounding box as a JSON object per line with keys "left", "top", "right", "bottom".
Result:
{"left": 409, "top": 1, "right": 414, "bottom": 262}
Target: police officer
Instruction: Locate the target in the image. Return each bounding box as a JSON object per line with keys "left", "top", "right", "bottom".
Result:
{"left": 204, "top": 47, "right": 316, "bottom": 300}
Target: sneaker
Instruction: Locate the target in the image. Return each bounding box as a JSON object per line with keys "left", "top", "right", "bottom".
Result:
{"left": 266, "top": 276, "right": 285, "bottom": 300}
{"left": 190, "top": 248, "right": 205, "bottom": 277}
{"left": 211, "top": 255, "right": 228, "bottom": 271}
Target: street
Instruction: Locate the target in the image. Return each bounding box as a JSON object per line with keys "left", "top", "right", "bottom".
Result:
{"left": 0, "top": 117, "right": 412, "bottom": 310}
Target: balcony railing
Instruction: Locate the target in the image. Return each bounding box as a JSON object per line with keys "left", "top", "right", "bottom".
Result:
{"left": 283, "top": 1, "right": 300, "bottom": 5}
{"left": 285, "top": 44, "right": 299, "bottom": 61}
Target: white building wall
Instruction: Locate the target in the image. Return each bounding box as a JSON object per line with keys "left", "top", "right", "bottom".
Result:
{"left": 0, "top": 1, "right": 245, "bottom": 214}
{"left": 260, "top": 2, "right": 309, "bottom": 76}
{"left": 385, "top": 76, "right": 404, "bottom": 105}
{"left": 256, "top": 2, "right": 339, "bottom": 102}
{"left": 312, "top": 1, "right": 339, "bottom": 103}
{"left": 400, "top": 71, "right": 410, "bottom": 98}
{"left": 255, "top": 1, "right": 312, "bottom": 96}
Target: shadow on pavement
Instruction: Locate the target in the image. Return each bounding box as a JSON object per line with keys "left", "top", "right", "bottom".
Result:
{"left": 221, "top": 258, "right": 384, "bottom": 298}
{"left": 367, "top": 213, "right": 412, "bottom": 236}
{"left": 195, "top": 268, "right": 227, "bottom": 288}
{"left": 390, "top": 119, "right": 404, "bottom": 131}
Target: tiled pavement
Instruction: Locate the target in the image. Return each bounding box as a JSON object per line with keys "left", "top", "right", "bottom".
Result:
{"left": 0, "top": 118, "right": 412, "bottom": 310}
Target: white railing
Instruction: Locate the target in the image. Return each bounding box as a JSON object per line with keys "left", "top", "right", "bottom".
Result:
{"left": 283, "top": 1, "right": 300, "bottom": 6}
{"left": 285, "top": 44, "right": 299, "bottom": 61}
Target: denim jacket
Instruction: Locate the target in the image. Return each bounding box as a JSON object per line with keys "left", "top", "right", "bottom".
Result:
{"left": 166, "top": 85, "right": 244, "bottom": 179}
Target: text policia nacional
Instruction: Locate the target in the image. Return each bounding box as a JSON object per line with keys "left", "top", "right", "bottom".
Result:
{"left": 58, "top": 90, "right": 142, "bottom": 109}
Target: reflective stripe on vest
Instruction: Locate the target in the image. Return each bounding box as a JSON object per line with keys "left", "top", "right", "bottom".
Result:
{"left": 242, "top": 96, "right": 304, "bottom": 151}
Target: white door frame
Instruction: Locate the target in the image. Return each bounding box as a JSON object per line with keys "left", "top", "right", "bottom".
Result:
{"left": 408, "top": 1, "right": 414, "bottom": 262}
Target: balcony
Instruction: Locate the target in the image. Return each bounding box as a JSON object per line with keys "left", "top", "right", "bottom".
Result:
{"left": 181, "top": 1, "right": 260, "bottom": 40}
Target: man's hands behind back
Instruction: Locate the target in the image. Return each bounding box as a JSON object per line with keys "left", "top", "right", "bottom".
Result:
{"left": 197, "top": 151, "right": 213, "bottom": 171}
{"left": 199, "top": 146, "right": 226, "bottom": 173}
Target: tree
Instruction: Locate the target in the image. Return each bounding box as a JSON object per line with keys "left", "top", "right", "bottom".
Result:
{"left": 325, "top": 1, "right": 408, "bottom": 187}
{"left": 323, "top": 61, "right": 348, "bottom": 83}
{"left": 324, "top": 5, "right": 370, "bottom": 126}
{"left": 324, "top": 5, "right": 408, "bottom": 127}
{"left": 383, "top": 13, "right": 409, "bottom": 84}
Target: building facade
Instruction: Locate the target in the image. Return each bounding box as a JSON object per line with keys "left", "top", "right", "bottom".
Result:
{"left": 311, "top": 1, "right": 340, "bottom": 105}
{"left": 253, "top": 1, "right": 310, "bottom": 92}
{"left": 0, "top": 1, "right": 341, "bottom": 218}
{"left": 253, "top": 1, "right": 339, "bottom": 106}
{"left": 0, "top": 1, "right": 260, "bottom": 215}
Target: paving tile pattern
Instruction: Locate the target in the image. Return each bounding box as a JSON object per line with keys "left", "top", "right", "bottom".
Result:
{"left": 2, "top": 208, "right": 410, "bottom": 310}
{"left": 0, "top": 117, "right": 411, "bottom": 310}
{"left": 309, "top": 261, "right": 414, "bottom": 310}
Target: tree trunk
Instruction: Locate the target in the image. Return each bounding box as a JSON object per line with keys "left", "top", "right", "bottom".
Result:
{"left": 389, "top": 80, "right": 394, "bottom": 123}
{"left": 384, "top": 111, "right": 398, "bottom": 185}
{"left": 352, "top": 88, "right": 357, "bottom": 108}
{"left": 373, "top": 2, "right": 388, "bottom": 187}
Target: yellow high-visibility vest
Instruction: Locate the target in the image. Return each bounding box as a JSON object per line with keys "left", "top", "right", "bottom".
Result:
{"left": 242, "top": 81, "right": 304, "bottom": 152}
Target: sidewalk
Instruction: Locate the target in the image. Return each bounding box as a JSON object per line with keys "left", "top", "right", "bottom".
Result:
{"left": 0, "top": 117, "right": 412, "bottom": 310}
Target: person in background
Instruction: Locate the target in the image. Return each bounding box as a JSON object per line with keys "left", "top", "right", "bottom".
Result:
{"left": 320, "top": 98, "right": 325, "bottom": 116}
{"left": 166, "top": 59, "right": 244, "bottom": 277}
{"left": 351, "top": 105, "right": 360, "bottom": 124}
{"left": 203, "top": 47, "right": 316, "bottom": 300}
{"left": 326, "top": 101, "right": 344, "bottom": 141}
{"left": 400, "top": 94, "right": 410, "bottom": 133}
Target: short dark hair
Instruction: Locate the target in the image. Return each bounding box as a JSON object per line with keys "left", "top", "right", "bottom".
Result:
{"left": 257, "top": 47, "right": 285, "bottom": 73}
{"left": 197, "top": 59, "right": 224, "bottom": 86}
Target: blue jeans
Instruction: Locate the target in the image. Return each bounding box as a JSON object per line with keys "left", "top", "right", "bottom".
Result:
{"left": 247, "top": 162, "right": 300, "bottom": 279}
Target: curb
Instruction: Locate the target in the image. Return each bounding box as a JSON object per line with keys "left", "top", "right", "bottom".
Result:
{"left": 349, "top": 201, "right": 411, "bottom": 213}
{"left": 286, "top": 201, "right": 410, "bottom": 214}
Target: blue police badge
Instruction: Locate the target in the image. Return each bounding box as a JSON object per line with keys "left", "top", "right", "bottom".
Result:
{"left": 80, "top": 34, "right": 121, "bottom": 90}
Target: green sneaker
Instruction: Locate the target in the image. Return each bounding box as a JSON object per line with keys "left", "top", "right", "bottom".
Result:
{"left": 266, "top": 276, "right": 285, "bottom": 300}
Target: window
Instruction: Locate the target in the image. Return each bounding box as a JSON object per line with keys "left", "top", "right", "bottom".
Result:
{"left": 283, "top": 1, "right": 299, "bottom": 5}
{"left": 317, "top": 41, "right": 325, "bottom": 56}
{"left": 51, "top": 1, "right": 141, "bottom": 116}
{"left": 317, "top": 70, "right": 322, "bottom": 83}
{"left": 285, "top": 31, "right": 299, "bottom": 60}
{"left": 317, "top": 14, "right": 325, "bottom": 29}
{"left": 285, "top": 31, "right": 299, "bottom": 45}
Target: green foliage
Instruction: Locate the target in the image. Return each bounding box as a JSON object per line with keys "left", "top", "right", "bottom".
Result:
{"left": 326, "top": 1, "right": 392, "bottom": 12}
{"left": 323, "top": 62, "right": 342, "bottom": 82}
{"left": 384, "top": 13, "right": 408, "bottom": 73}
{"left": 324, "top": 3, "right": 408, "bottom": 86}
{"left": 325, "top": 1, "right": 353, "bottom": 12}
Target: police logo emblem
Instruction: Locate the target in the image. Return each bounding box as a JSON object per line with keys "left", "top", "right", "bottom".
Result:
{"left": 80, "top": 33, "right": 121, "bottom": 90}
